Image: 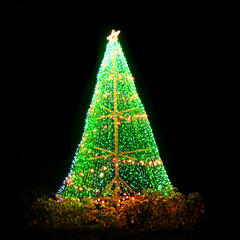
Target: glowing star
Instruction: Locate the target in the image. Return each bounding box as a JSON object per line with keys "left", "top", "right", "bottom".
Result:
{"left": 107, "top": 30, "right": 120, "bottom": 42}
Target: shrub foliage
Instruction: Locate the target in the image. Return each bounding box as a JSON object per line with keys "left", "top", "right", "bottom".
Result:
{"left": 25, "top": 189, "right": 205, "bottom": 232}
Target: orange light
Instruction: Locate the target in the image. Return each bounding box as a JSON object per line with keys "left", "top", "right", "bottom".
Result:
{"left": 103, "top": 166, "right": 108, "bottom": 171}
{"left": 90, "top": 169, "right": 94, "bottom": 173}
{"left": 80, "top": 172, "right": 84, "bottom": 176}
{"left": 101, "top": 200, "right": 105, "bottom": 204}
{"left": 103, "top": 125, "right": 108, "bottom": 129}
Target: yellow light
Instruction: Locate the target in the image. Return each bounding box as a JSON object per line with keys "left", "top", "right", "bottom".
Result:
{"left": 107, "top": 29, "right": 120, "bottom": 42}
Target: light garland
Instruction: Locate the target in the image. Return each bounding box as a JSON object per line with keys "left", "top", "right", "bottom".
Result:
{"left": 57, "top": 30, "right": 173, "bottom": 200}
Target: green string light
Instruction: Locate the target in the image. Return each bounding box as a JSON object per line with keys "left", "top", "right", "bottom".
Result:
{"left": 57, "top": 30, "right": 173, "bottom": 200}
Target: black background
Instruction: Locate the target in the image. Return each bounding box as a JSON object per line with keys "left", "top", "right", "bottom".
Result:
{"left": 4, "top": 1, "right": 220, "bottom": 236}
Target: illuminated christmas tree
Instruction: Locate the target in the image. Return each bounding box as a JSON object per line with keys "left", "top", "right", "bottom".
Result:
{"left": 57, "top": 30, "right": 173, "bottom": 201}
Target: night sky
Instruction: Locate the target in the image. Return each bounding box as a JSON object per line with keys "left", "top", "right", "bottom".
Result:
{"left": 4, "top": 2, "right": 217, "bottom": 229}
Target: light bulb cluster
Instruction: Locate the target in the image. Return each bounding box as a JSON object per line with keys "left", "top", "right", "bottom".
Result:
{"left": 57, "top": 34, "right": 173, "bottom": 200}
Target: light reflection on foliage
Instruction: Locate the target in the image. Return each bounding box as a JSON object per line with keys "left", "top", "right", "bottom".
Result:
{"left": 25, "top": 188, "right": 205, "bottom": 232}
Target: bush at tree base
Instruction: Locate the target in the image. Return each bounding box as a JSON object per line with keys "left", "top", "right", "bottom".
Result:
{"left": 25, "top": 189, "right": 205, "bottom": 232}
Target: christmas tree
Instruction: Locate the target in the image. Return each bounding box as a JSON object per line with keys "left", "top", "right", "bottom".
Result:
{"left": 57, "top": 30, "right": 173, "bottom": 201}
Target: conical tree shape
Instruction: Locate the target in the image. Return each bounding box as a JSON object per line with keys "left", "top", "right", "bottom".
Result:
{"left": 57, "top": 30, "right": 173, "bottom": 200}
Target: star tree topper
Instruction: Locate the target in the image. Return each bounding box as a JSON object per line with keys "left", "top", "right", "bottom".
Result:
{"left": 107, "top": 29, "right": 120, "bottom": 42}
